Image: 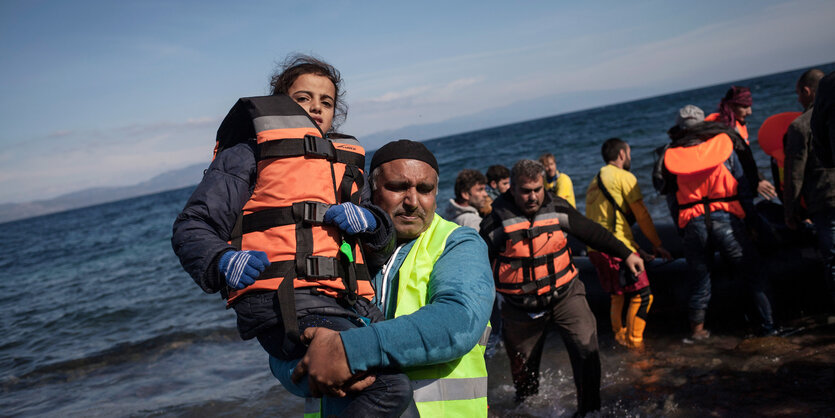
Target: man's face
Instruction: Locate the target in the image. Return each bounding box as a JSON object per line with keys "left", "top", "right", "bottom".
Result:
{"left": 622, "top": 145, "right": 632, "bottom": 171}
{"left": 464, "top": 183, "right": 488, "bottom": 209}
{"left": 491, "top": 178, "right": 510, "bottom": 194}
{"left": 542, "top": 158, "right": 557, "bottom": 177}
{"left": 512, "top": 175, "right": 545, "bottom": 216}
{"left": 373, "top": 159, "right": 437, "bottom": 241}
{"left": 733, "top": 105, "right": 752, "bottom": 124}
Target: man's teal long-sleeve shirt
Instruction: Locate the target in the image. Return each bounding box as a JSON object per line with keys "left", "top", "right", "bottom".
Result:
{"left": 341, "top": 223, "right": 494, "bottom": 372}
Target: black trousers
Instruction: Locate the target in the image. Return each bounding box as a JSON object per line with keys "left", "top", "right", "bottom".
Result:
{"left": 501, "top": 279, "right": 601, "bottom": 415}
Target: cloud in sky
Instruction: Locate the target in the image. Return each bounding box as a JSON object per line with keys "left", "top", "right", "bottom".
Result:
{"left": 0, "top": 117, "right": 218, "bottom": 203}
{"left": 0, "top": 0, "right": 833, "bottom": 204}
{"left": 344, "top": 0, "right": 835, "bottom": 138}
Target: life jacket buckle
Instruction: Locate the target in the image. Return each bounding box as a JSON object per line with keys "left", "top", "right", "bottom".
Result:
{"left": 303, "top": 135, "right": 336, "bottom": 160}
{"left": 301, "top": 201, "right": 331, "bottom": 224}
{"left": 305, "top": 256, "right": 338, "bottom": 278}
{"left": 520, "top": 281, "right": 538, "bottom": 294}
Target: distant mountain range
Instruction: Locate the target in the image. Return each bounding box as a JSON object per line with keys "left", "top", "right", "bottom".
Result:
{"left": 0, "top": 85, "right": 662, "bottom": 224}
{"left": 0, "top": 162, "right": 208, "bottom": 224}
{"left": 0, "top": 67, "right": 804, "bottom": 225}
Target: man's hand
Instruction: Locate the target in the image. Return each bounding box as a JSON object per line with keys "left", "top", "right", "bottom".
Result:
{"left": 653, "top": 245, "right": 674, "bottom": 261}
{"left": 291, "top": 327, "right": 373, "bottom": 397}
{"left": 757, "top": 180, "right": 778, "bottom": 200}
{"left": 637, "top": 248, "right": 655, "bottom": 262}
{"left": 624, "top": 253, "right": 645, "bottom": 276}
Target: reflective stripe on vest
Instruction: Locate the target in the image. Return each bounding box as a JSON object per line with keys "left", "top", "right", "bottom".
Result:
{"left": 490, "top": 199, "right": 577, "bottom": 296}
{"left": 217, "top": 95, "right": 372, "bottom": 306}
{"left": 303, "top": 398, "right": 320, "bottom": 418}
{"left": 394, "top": 214, "right": 489, "bottom": 417}
{"left": 664, "top": 133, "right": 746, "bottom": 228}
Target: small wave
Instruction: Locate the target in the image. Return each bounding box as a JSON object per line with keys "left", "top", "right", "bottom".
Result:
{"left": 2, "top": 327, "right": 239, "bottom": 392}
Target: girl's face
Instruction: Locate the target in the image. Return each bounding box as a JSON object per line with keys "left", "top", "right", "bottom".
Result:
{"left": 287, "top": 73, "right": 336, "bottom": 133}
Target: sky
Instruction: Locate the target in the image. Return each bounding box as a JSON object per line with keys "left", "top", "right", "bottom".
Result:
{"left": 1, "top": 0, "right": 834, "bottom": 205}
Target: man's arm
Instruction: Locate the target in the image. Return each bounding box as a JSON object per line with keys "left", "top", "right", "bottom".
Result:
{"left": 171, "top": 142, "right": 256, "bottom": 293}
{"left": 340, "top": 227, "right": 495, "bottom": 371}
{"left": 558, "top": 198, "right": 633, "bottom": 260}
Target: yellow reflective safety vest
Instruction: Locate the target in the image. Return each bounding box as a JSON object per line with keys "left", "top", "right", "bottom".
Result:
{"left": 303, "top": 398, "right": 320, "bottom": 418}
{"left": 394, "top": 215, "right": 490, "bottom": 417}
{"left": 302, "top": 215, "right": 489, "bottom": 418}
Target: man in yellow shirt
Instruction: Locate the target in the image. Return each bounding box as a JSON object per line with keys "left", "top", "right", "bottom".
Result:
{"left": 585, "top": 138, "right": 672, "bottom": 348}
{"left": 539, "top": 153, "right": 576, "bottom": 207}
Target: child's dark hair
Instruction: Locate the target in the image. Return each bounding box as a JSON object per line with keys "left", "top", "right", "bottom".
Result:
{"left": 270, "top": 54, "right": 347, "bottom": 131}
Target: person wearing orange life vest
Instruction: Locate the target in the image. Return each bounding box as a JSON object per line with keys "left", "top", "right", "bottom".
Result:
{"left": 662, "top": 122, "right": 778, "bottom": 339}
{"left": 171, "top": 55, "right": 413, "bottom": 417}
{"left": 480, "top": 159, "right": 643, "bottom": 416}
{"left": 705, "top": 86, "right": 778, "bottom": 200}
{"left": 585, "top": 138, "right": 673, "bottom": 349}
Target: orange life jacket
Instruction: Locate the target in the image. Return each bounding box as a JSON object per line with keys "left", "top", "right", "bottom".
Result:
{"left": 705, "top": 112, "right": 748, "bottom": 143}
{"left": 489, "top": 197, "right": 577, "bottom": 295}
{"left": 214, "top": 95, "right": 373, "bottom": 307}
{"left": 664, "top": 133, "right": 745, "bottom": 229}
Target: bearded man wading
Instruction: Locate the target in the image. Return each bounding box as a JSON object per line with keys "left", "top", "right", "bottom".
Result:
{"left": 480, "top": 159, "right": 643, "bottom": 416}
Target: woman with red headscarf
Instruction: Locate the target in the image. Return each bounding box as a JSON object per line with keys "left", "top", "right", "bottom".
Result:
{"left": 705, "top": 86, "right": 778, "bottom": 200}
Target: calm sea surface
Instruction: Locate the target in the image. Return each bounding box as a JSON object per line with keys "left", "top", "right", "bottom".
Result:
{"left": 2, "top": 63, "right": 833, "bottom": 417}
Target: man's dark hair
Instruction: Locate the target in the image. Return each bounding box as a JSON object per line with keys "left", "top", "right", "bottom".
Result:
{"left": 454, "top": 169, "right": 487, "bottom": 199}
{"left": 797, "top": 68, "right": 825, "bottom": 91}
{"left": 601, "top": 137, "right": 629, "bottom": 163}
{"left": 511, "top": 160, "right": 545, "bottom": 185}
{"left": 485, "top": 165, "right": 510, "bottom": 183}
{"left": 269, "top": 54, "right": 347, "bottom": 131}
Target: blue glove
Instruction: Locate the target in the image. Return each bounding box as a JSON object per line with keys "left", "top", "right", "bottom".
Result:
{"left": 218, "top": 250, "right": 271, "bottom": 290}
{"left": 323, "top": 203, "right": 377, "bottom": 235}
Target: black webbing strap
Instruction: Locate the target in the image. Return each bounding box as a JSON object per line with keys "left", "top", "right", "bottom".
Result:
{"left": 277, "top": 272, "right": 302, "bottom": 357}
{"left": 339, "top": 165, "right": 364, "bottom": 205}
{"left": 257, "top": 135, "right": 365, "bottom": 167}
{"left": 238, "top": 202, "right": 331, "bottom": 234}
{"left": 497, "top": 263, "right": 576, "bottom": 293}
{"left": 505, "top": 223, "right": 562, "bottom": 244}
{"left": 596, "top": 172, "right": 636, "bottom": 226}
{"left": 678, "top": 195, "right": 739, "bottom": 231}
{"left": 496, "top": 246, "right": 568, "bottom": 269}
{"left": 257, "top": 258, "right": 344, "bottom": 281}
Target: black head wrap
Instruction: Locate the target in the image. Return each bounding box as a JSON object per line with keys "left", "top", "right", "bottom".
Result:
{"left": 370, "top": 139, "right": 439, "bottom": 174}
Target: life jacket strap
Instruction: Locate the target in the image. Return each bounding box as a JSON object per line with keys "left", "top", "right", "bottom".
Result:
{"left": 239, "top": 201, "right": 332, "bottom": 234}
{"left": 496, "top": 262, "right": 575, "bottom": 294}
{"left": 257, "top": 135, "right": 365, "bottom": 168}
{"left": 677, "top": 194, "right": 739, "bottom": 209}
{"left": 505, "top": 223, "right": 562, "bottom": 243}
{"left": 678, "top": 194, "right": 739, "bottom": 232}
{"left": 496, "top": 245, "right": 568, "bottom": 269}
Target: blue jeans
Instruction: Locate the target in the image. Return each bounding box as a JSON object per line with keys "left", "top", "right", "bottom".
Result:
{"left": 682, "top": 211, "right": 773, "bottom": 331}
{"left": 811, "top": 208, "right": 835, "bottom": 305}
{"left": 261, "top": 297, "right": 413, "bottom": 418}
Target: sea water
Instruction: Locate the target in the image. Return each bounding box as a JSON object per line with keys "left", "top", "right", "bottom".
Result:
{"left": 2, "top": 63, "right": 833, "bottom": 417}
